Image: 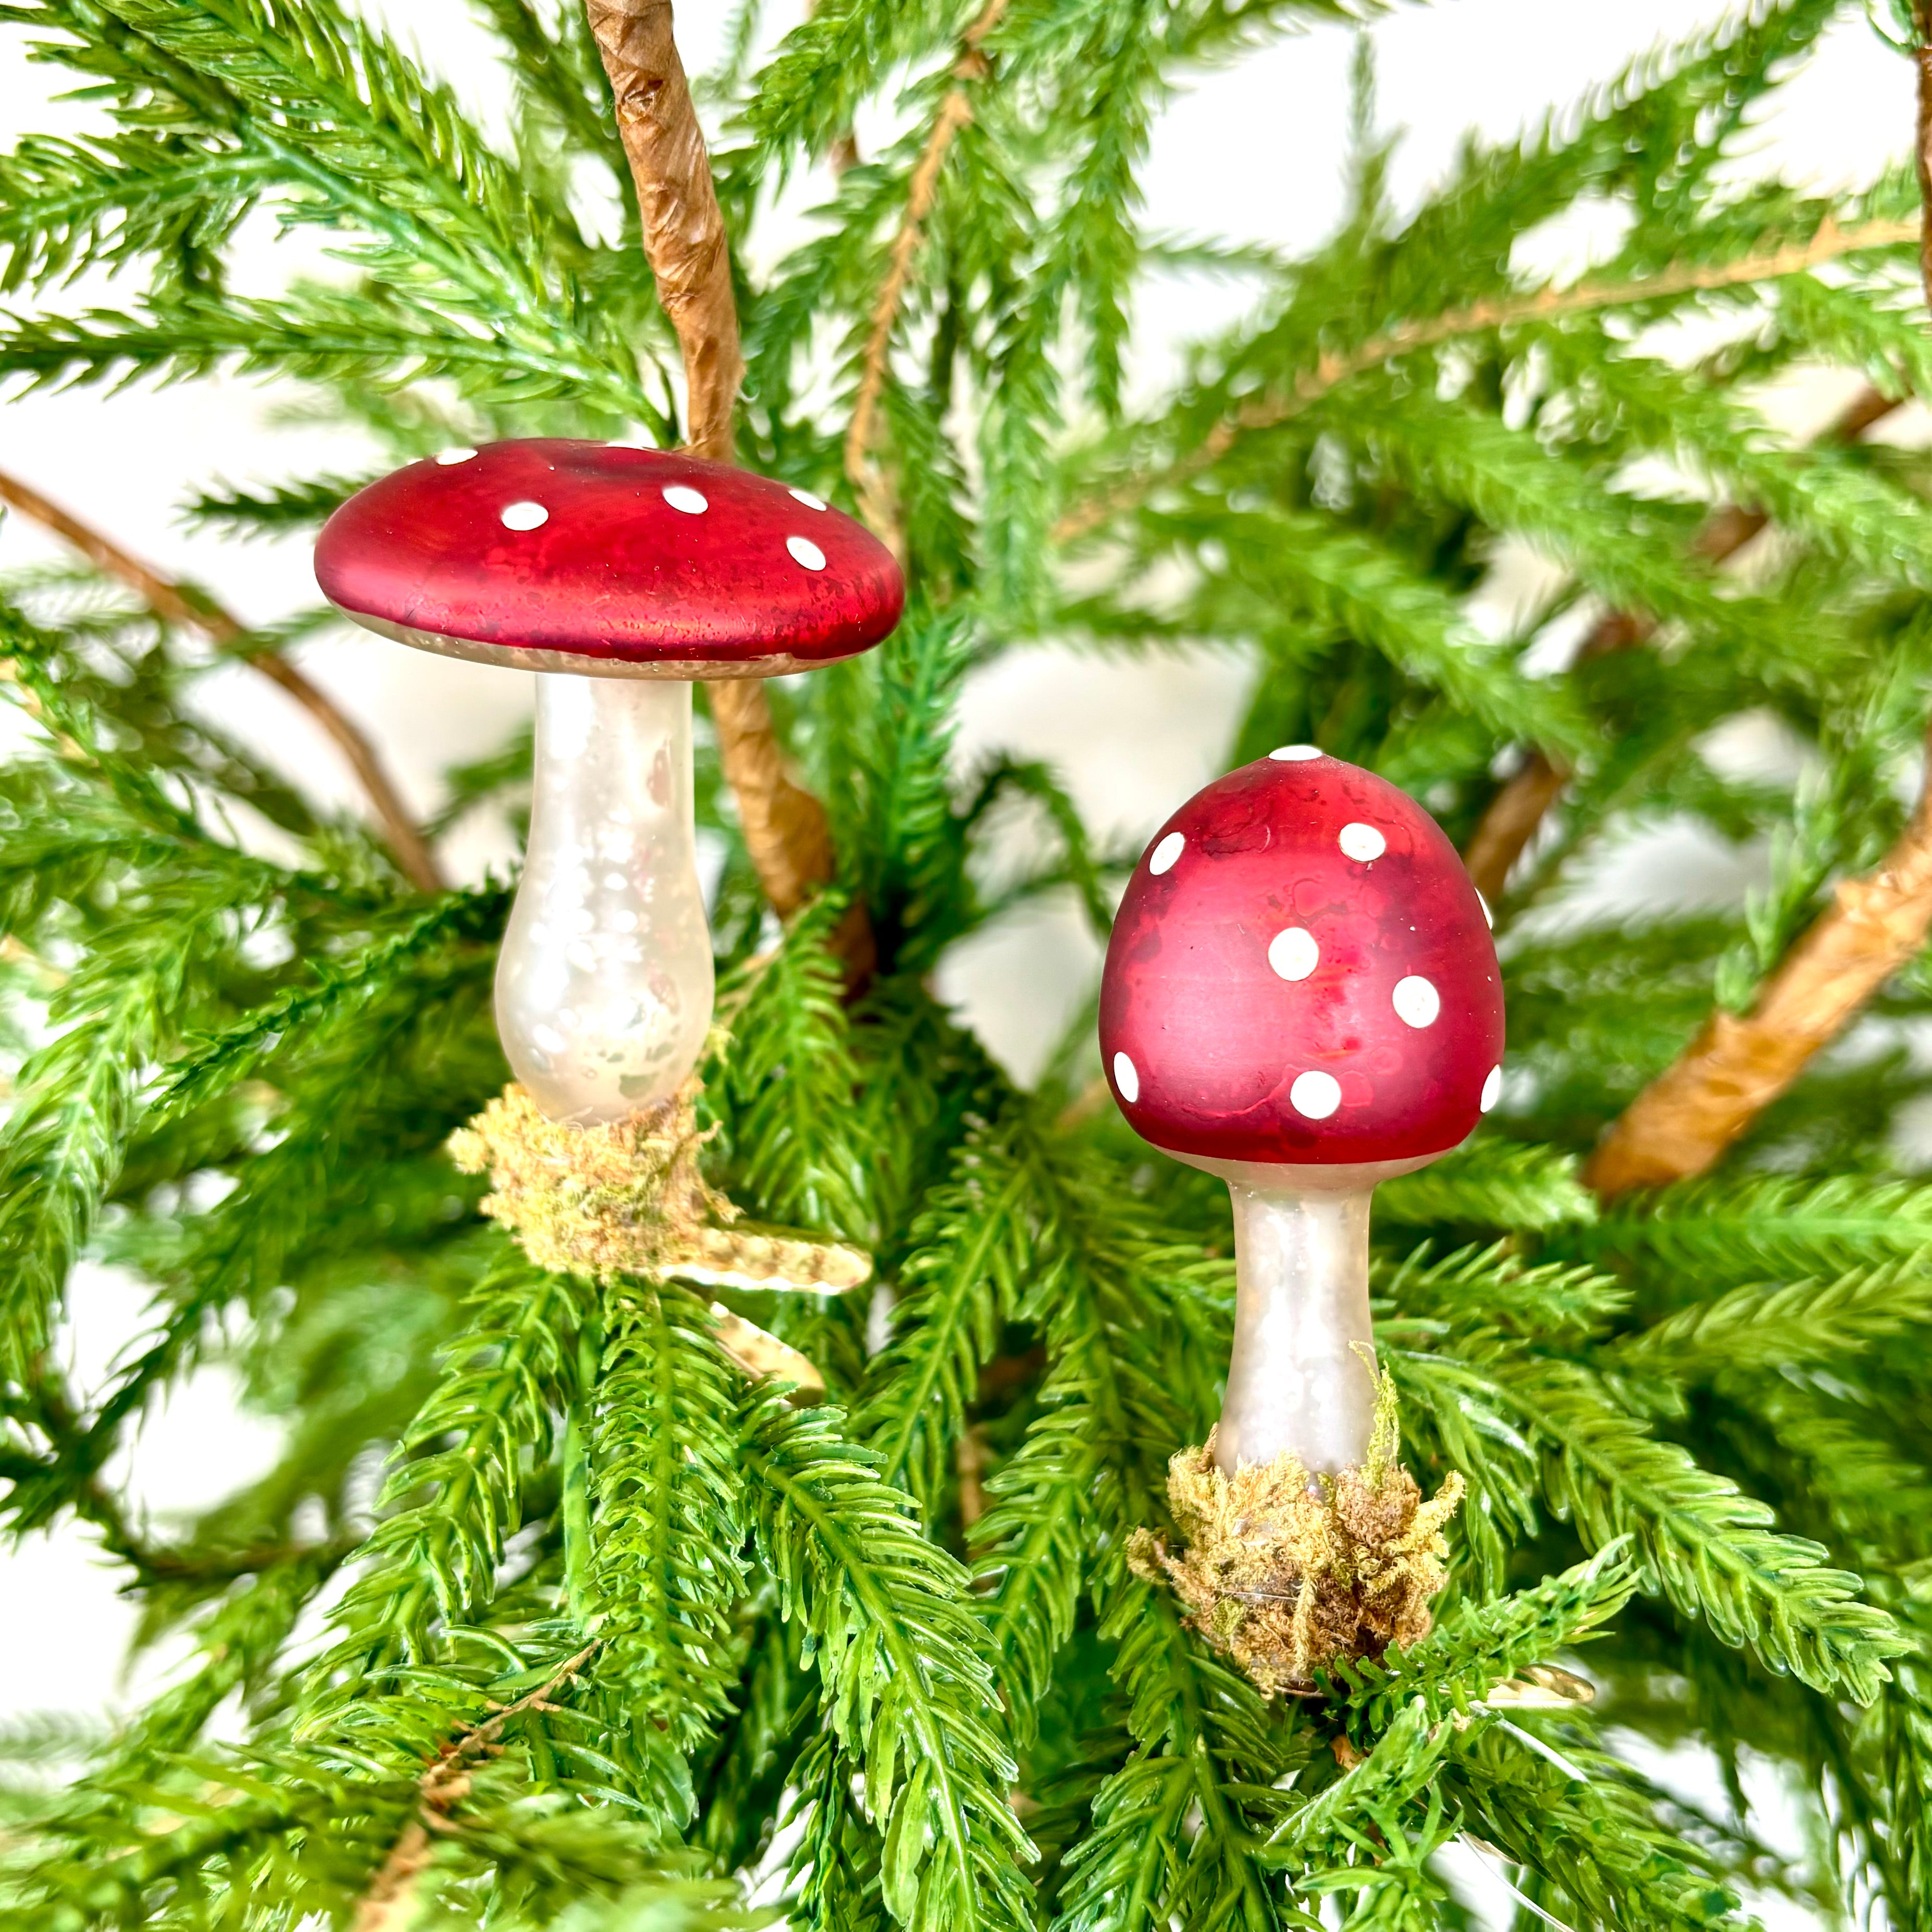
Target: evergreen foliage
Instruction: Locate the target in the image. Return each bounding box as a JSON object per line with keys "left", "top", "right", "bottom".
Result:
{"left": 3, "top": 1, "right": 1932, "bottom": 1926}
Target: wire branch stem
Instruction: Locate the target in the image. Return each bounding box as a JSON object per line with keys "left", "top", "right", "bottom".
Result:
{"left": 0, "top": 467, "right": 443, "bottom": 893}
{"left": 585, "top": 0, "right": 862, "bottom": 961}
{"left": 1052, "top": 215, "right": 1919, "bottom": 544}
{"left": 1462, "top": 382, "right": 1902, "bottom": 901}
{"left": 843, "top": 0, "right": 1008, "bottom": 546}
{"left": 1581, "top": 40, "right": 1932, "bottom": 1202}
{"left": 350, "top": 1642, "right": 600, "bottom": 1932}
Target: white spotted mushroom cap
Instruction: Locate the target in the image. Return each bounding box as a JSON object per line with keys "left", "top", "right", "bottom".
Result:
{"left": 1099, "top": 749, "right": 1504, "bottom": 1167}
{"left": 315, "top": 439, "right": 903, "bottom": 678}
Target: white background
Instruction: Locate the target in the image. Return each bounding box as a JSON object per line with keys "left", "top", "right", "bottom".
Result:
{"left": 0, "top": 0, "right": 1911, "bottom": 1914}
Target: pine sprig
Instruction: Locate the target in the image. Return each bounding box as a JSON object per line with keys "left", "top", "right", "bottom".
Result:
{"left": 1051, "top": 1577, "right": 1308, "bottom": 1932}
{"left": 853, "top": 1105, "right": 1049, "bottom": 1512}
{"left": 1490, "top": 1355, "right": 1905, "bottom": 1701}
{"left": 737, "top": 1390, "right": 1035, "bottom": 1932}
{"left": 1261, "top": 1696, "right": 1453, "bottom": 1873}
{"left": 144, "top": 888, "right": 506, "bottom": 1129}
{"left": 305, "top": 1250, "right": 581, "bottom": 1720}
{"left": 584, "top": 1284, "right": 752, "bottom": 1829}
{"left": 1377, "top": 1138, "right": 1597, "bottom": 1231}
{"left": 1608, "top": 1260, "right": 1932, "bottom": 1376}
{"left": 1334, "top": 1544, "right": 1640, "bottom": 1736}
{"left": 973, "top": 1158, "right": 1204, "bottom": 1742}
{"left": 1442, "top": 1725, "right": 1745, "bottom": 1932}
{"left": 0, "top": 131, "right": 273, "bottom": 292}
{"left": 715, "top": 899, "right": 871, "bottom": 1240}
{"left": 1578, "top": 1171, "right": 1932, "bottom": 1274}
{"left": 1151, "top": 500, "right": 1595, "bottom": 758}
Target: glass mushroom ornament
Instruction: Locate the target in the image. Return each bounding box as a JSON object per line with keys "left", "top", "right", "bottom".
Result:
{"left": 1105, "top": 746, "right": 1498, "bottom": 1691}
{"left": 314, "top": 439, "right": 901, "bottom": 1309}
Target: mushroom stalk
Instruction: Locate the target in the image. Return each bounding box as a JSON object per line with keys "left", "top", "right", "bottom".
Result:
{"left": 496, "top": 673, "right": 715, "bottom": 1124}
{"left": 1216, "top": 1180, "right": 1379, "bottom": 1479}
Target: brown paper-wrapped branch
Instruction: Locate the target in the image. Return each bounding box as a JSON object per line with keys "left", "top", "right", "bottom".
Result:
{"left": 1463, "top": 382, "right": 1901, "bottom": 902}
{"left": 584, "top": 0, "right": 859, "bottom": 949}
{"left": 0, "top": 467, "right": 444, "bottom": 895}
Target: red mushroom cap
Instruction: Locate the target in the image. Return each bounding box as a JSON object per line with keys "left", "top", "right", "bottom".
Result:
{"left": 314, "top": 439, "right": 904, "bottom": 677}
{"left": 1099, "top": 748, "right": 1503, "bottom": 1168}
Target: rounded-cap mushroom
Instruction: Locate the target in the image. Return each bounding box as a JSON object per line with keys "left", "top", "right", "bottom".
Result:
{"left": 1099, "top": 747, "right": 1503, "bottom": 1478}
{"left": 315, "top": 439, "right": 903, "bottom": 1125}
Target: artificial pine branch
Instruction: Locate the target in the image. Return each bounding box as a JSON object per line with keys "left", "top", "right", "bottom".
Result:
{"left": 349, "top": 1642, "right": 601, "bottom": 1932}
{"left": 1500, "top": 11, "right": 1932, "bottom": 1200}
{"left": 1462, "top": 380, "right": 1903, "bottom": 903}
{"left": 1054, "top": 214, "right": 1919, "bottom": 543}
{"left": 0, "top": 465, "right": 443, "bottom": 891}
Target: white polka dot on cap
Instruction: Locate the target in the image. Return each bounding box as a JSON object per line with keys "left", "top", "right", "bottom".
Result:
{"left": 1480, "top": 1064, "right": 1503, "bottom": 1113}
{"left": 435, "top": 447, "right": 477, "bottom": 465}
{"left": 1338, "top": 822, "right": 1386, "bottom": 862}
{"left": 500, "top": 501, "right": 549, "bottom": 530}
{"left": 1270, "top": 745, "right": 1323, "bottom": 761}
{"left": 1290, "top": 1070, "right": 1342, "bottom": 1120}
{"left": 662, "top": 485, "right": 708, "bottom": 514}
{"left": 789, "top": 488, "right": 827, "bottom": 511}
{"left": 1112, "top": 1052, "right": 1140, "bottom": 1103}
{"left": 1148, "top": 832, "right": 1184, "bottom": 876}
{"left": 1268, "top": 927, "right": 1318, "bottom": 982}
{"left": 787, "top": 536, "right": 827, "bottom": 571}
{"left": 1392, "top": 975, "right": 1440, "bottom": 1028}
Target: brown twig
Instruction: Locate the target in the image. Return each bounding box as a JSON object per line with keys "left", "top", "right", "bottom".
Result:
{"left": 585, "top": 0, "right": 862, "bottom": 965}
{"left": 1462, "top": 383, "right": 1903, "bottom": 901}
{"left": 1051, "top": 216, "right": 1919, "bottom": 546}
{"left": 843, "top": 0, "right": 1009, "bottom": 546}
{"left": 1580, "top": 34, "right": 1932, "bottom": 1201}
{"left": 351, "top": 1642, "right": 600, "bottom": 1932}
{"left": 0, "top": 468, "right": 444, "bottom": 893}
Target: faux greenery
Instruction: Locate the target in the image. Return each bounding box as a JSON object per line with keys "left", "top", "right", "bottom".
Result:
{"left": 3, "top": 1, "right": 1932, "bottom": 1927}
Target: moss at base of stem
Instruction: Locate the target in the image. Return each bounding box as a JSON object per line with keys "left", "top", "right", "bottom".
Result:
{"left": 449, "top": 1080, "right": 871, "bottom": 1293}
{"left": 1130, "top": 1425, "right": 1464, "bottom": 1696}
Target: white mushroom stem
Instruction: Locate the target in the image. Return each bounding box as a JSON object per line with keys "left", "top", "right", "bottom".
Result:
{"left": 1216, "top": 1183, "right": 1379, "bottom": 1480}
{"left": 496, "top": 673, "right": 715, "bottom": 1124}
{"left": 1186, "top": 1154, "right": 1431, "bottom": 1480}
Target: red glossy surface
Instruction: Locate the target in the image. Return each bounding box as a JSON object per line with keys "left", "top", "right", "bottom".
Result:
{"left": 314, "top": 440, "right": 903, "bottom": 668}
{"left": 1099, "top": 751, "right": 1503, "bottom": 1167}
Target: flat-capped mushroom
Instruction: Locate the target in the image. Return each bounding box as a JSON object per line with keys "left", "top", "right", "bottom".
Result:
{"left": 316, "top": 438, "right": 902, "bottom": 1123}
{"left": 1100, "top": 745, "right": 1503, "bottom": 1480}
